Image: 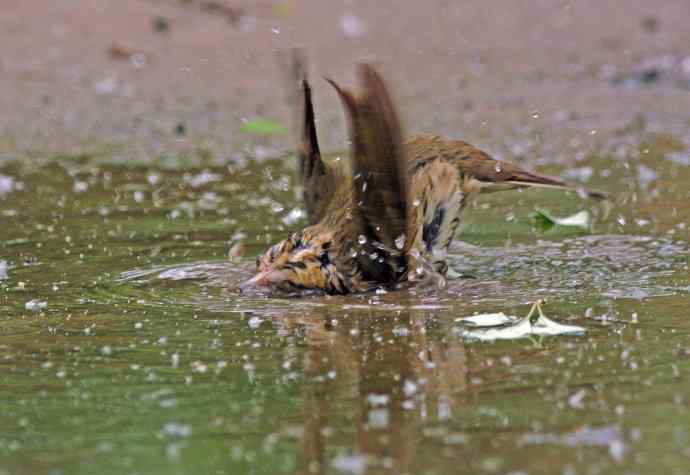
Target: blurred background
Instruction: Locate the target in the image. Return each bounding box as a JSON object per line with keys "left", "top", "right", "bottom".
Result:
{"left": 2, "top": 0, "right": 689, "bottom": 164}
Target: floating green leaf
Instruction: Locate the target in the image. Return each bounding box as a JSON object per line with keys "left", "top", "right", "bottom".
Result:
{"left": 531, "top": 209, "right": 591, "bottom": 231}
{"left": 240, "top": 118, "right": 287, "bottom": 135}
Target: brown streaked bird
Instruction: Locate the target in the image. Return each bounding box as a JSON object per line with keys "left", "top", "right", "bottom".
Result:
{"left": 239, "top": 60, "right": 606, "bottom": 295}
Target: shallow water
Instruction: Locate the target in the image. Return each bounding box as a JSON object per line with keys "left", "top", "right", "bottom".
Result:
{"left": 1, "top": 133, "right": 689, "bottom": 475}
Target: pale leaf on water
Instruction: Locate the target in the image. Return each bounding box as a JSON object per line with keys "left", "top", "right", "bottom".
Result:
{"left": 455, "top": 312, "right": 517, "bottom": 326}
{"left": 553, "top": 210, "right": 591, "bottom": 228}
{"left": 457, "top": 300, "right": 585, "bottom": 341}
{"left": 530, "top": 312, "right": 586, "bottom": 336}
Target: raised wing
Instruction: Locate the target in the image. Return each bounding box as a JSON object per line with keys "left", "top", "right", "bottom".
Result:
{"left": 284, "top": 51, "right": 332, "bottom": 224}
{"left": 327, "top": 65, "right": 409, "bottom": 282}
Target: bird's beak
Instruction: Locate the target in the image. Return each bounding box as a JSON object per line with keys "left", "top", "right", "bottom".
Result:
{"left": 239, "top": 270, "right": 284, "bottom": 295}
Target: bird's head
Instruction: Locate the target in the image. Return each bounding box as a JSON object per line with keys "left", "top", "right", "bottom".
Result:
{"left": 239, "top": 229, "right": 348, "bottom": 295}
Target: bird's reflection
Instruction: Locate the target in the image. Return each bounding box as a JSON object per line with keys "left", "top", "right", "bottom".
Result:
{"left": 277, "top": 304, "right": 468, "bottom": 475}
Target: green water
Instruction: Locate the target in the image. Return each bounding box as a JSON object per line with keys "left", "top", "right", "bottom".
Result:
{"left": 1, "top": 134, "right": 689, "bottom": 475}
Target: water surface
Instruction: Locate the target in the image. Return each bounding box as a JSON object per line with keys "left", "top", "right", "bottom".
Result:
{"left": 1, "top": 133, "right": 689, "bottom": 475}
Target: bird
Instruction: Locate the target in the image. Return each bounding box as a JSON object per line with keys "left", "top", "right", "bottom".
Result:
{"left": 239, "top": 59, "right": 606, "bottom": 296}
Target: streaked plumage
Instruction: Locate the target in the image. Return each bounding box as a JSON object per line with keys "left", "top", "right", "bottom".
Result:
{"left": 239, "top": 59, "right": 606, "bottom": 295}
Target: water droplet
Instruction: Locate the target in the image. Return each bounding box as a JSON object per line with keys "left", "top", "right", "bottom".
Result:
{"left": 358, "top": 235, "right": 367, "bottom": 245}
{"left": 403, "top": 380, "right": 418, "bottom": 396}
{"left": 0, "top": 174, "right": 17, "bottom": 196}
{"left": 191, "top": 361, "right": 208, "bottom": 373}
{"left": 332, "top": 453, "right": 368, "bottom": 475}
{"left": 73, "top": 181, "right": 88, "bottom": 193}
{"left": 340, "top": 13, "right": 366, "bottom": 38}
{"left": 25, "top": 299, "right": 47, "bottom": 311}
{"left": 130, "top": 53, "right": 147, "bottom": 69}
{"left": 161, "top": 422, "right": 192, "bottom": 437}
{"left": 248, "top": 316, "right": 263, "bottom": 329}
{"left": 395, "top": 234, "right": 406, "bottom": 250}
{"left": 494, "top": 163, "right": 503, "bottom": 173}
{"left": 94, "top": 77, "right": 118, "bottom": 95}
{"left": 281, "top": 208, "right": 304, "bottom": 225}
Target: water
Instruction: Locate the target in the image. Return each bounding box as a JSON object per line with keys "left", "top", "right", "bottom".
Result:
{"left": 1, "top": 134, "right": 689, "bottom": 475}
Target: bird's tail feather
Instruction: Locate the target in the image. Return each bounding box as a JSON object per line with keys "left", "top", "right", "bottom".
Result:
{"left": 467, "top": 158, "right": 608, "bottom": 200}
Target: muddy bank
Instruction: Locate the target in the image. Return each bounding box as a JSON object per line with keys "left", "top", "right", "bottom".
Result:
{"left": 1, "top": 0, "right": 689, "bottom": 164}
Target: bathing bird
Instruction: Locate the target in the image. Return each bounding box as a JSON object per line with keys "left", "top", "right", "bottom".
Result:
{"left": 240, "top": 61, "right": 605, "bottom": 295}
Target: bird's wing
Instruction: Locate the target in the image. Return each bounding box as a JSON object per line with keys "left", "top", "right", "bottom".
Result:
{"left": 283, "top": 50, "right": 331, "bottom": 224}
{"left": 327, "top": 65, "right": 409, "bottom": 282}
